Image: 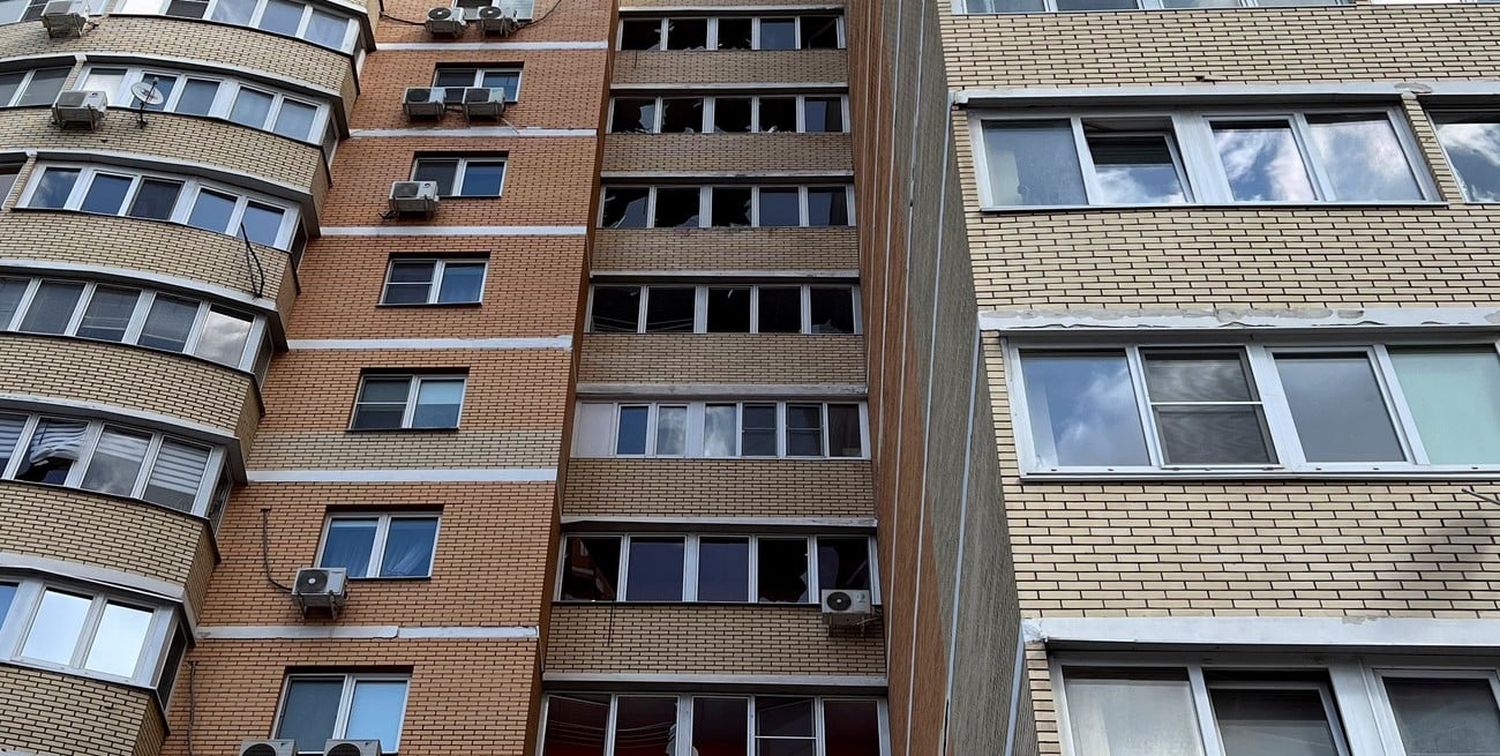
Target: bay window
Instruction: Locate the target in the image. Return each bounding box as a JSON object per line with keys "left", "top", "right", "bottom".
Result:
{"left": 608, "top": 93, "right": 849, "bottom": 134}
{"left": 616, "top": 14, "right": 844, "bottom": 51}
{"left": 112, "top": 0, "right": 360, "bottom": 52}
{"left": 599, "top": 185, "right": 854, "bottom": 228}
{"left": 76, "top": 65, "right": 333, "bottom": 144}
{"left": 573, "top": 400, "right": 867, "bottom": 459}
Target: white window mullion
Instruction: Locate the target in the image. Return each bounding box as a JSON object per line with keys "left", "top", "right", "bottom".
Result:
{"left": 1245, "top": 345, "right": 1305, "bottom": 468}
{"left": 366, "top": 514, "right": 393, "bottom": 578}
{"left": 1070, "top": 117, "right": 1103, "bottom": 204}
{"left": 63, "top": 282, "right": 95, "bottom": 336}
{"left": 683, "top": 535, "right": 700, "bottom": 601}
{"left": 747, "top": 535, "right": 759, "bottom": 602}
{"left": 617, "top": 535, "right": 633, "bottom": 601}
{"left": 698, "top": 186, "right": 711, "bottom": 229}
{"left": 7, "top": 280, "right": 41, "bottom": 332}
{"left": 399, "top": 377, "right": 420, "bottom": 428}
{"left": 1186, "top": 663, "right": 1229, "bottom": 756}
{"left": 693, "top": 286, "right": 708, "bottom": 333}
{"left": 806, "top": 535, "right": 821, "bottom": 597}
{"left": 68, "top": 597, "right": 110, "bottom": 669}
{"left": 133, "top": 434, "right": 166, "bottom": 500}
{"left": 1175, "top": 113, "right": 1233, "bottom": 204}
{"left": 2, "top": 415, "right": 41, "bottom": 479}
{"left": 63, "top": 422, "right": 105, "bottom": 489}
{"left": 1372, "top": 343, "right": 1430, "bottom": 465}
{"left": 604, "top": 695, "right": 621, "bottom": 756}
{"left": 799, "top": 285, "right": 812, "bottom": 335}
{"left": 1292, "top": 112, "right": 1338, "bottom": 201}
{"left": 333, "top": 675, "right": 357, "bottom": 739}
{"left": 1125, "top": 346, "right": 1165, "bottom": 468}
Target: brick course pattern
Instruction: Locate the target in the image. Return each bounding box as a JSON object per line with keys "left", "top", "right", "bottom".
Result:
{"left": 577, "top": 333, "right": 867, "bottom": 384}
{"left": 592, "top": 228, "right": 860, "bottom": 271}
{"left": 602, "top": 133, "right": 853, "bottom": 174}
{"left": 545, "top": 604, "right": 886, "bottom": 675}
{"left": 0, "top": 665, "right": 164, "bottom": 756}
{"left": 563, "top": 458, "right": 875, "bottom": 518}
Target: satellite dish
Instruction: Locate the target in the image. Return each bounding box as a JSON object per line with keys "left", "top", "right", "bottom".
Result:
{"left": 130, "top": 80, "right": 165, "bottom": 107}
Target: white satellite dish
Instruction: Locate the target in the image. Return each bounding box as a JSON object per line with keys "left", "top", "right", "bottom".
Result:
{"left": 130, "top": 80, "right": 165, "bottom": 107}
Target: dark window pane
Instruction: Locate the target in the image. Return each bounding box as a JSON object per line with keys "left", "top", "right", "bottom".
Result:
{"left": 824, "top": 701, "right": 882, "bottom": 756}
{"left": 437, "top": 262, "right": 485, "bottom": 304}
{"left": 458, "top": 161, "right": 505, "bottom": 197}
{"left": 31, "top": 167, "right": 79, "bottom": 209}
{"left": 276, "top": 679, "right": 345, "bottom": 750}
{"left": 383, "top": 261, "right": 435, "bottom": 305}
{"left": 1055, "top": 0, "right": 1137, "bottom": 8}
{"left": 660, "top": 98, "right": 703, "bottom": 133}
{"left": 614, "top": 697, "right": 678, "bottom": 756}
{"left": 320, "top": 518, "right": 376, "bottom": 576}
{"left": 1210, "top": 687, "right": 1341, "bottom": 756}
{"left": 1386, "top": 678, "right": 1500, "bottom": 756}
{"left": 591, "top": 287, "right": 642, "bottom": 332}
{"left": 0, "top": 278, "right": 27, "bottom": 327}
{"left": 411, "top": 378, "right": 463, "bottom": 428}
{"left": 143, "top": 439, "right": 209, "bottom": 511}
{"left": 80, "top": 426, "right": 149, "bottom": 496}
{"left": 706, "top": 287, "right": 751, "bottom": 332}
{"left": 693, "top": 698, "right": 749, "bottom": 755}
{"left": 697, "top": 537, "right": 749, "bottom": 602}
{"left": 616, "top": 405, "right": 649, "bottom": 455}
{"left": 757, "top": 696, "right": 814, "bottom": 736}
{"left": 785, "top": 403, "right": 822, "bottom": 457}
{"left": 16, "top": 418, "right": 88, "bottom": 485}
{"left": 611, "top": 98, "right": 657, "bottom": 133}
{"left": 138, "top": 295, "right": 198, "bottom": 352}
{"left": 80, "top": 174, "right": 132, "bottom": 215}
{"left": 827, "top": 404, "right": 862, "bottom": 457}
{"left": 0, "top": 72, "right": 19, "bottom": 106}
{"left": 17, "top": 67, "right": 68, "bottom": 106}
{"left": 653, "top": 187, "right": 701, "bottom": 228}
{"left": 0, "top": 414, "right": 25, "bottom": 475}
{"left": 758, "top": 188, "right": 800, "bottom": 226}
{"left": 817, "top": 537, "right": 870, "bottom": 591}
{"left": 665, "top": 17, "right": 706, "bottom": 49}
{"left": 561, "top": 536, "right": 621, "bottom": 601}
{"left": 645, "top": 286, "right": 694, "bottom": 332}
{"left": 741, "top": 403, "right": 777, "bottom": 456}
{"left": 710, "top": 187, "right": 752, "bottom": 227}
{"left": 807, "top": 187, "right": 849, "bottom": 226}
{"left": 601, "top": 187, "right": 650, "bottom": 228}
{"left": 717, "top": 17, "right": 751, "bottom": 48}
{"left": 257, "top": 0, "right": 302, "bottom": 34}
{"left": 1144, "top": 351, "right": 1255, "bottom": 402}
{"left": 127, "top": 179, "right": 182, "bottom": 220}
{"left": 758, "top": 538, "right": 808, "bottom": 602}
{"left": 800, "top": 15, "right": 840, "bottom": 48}
{"left": 543, "top": 694, "right": 611, "bottom": 756}
{"left": 175, "top": 79, "right": 219, "bottom": 116}
{"left": 803, "top": 97, "right": 843, "bottom": 133}
{"left": 759, "top": 18, "right": 796, "bottom": 49}
{"left": 76, "top": 286, "right": 139, "bottom": 342}
{"left": 1275, "top": 353, "right": 1405, "bottom": 463}
{"left": 759, "top": 97, "right": 797, "bottom": 133}
{"left": 758, "top": 287, "right": 801, "bottom": 332}
{"left": 413, "top": 159, "right": 459, "bottom": 197}
{"left": 714, "top": 97, "right": 752, "bottom": 133}
{"left": 381, "top": 517, "right": 438, "bottom": 577}
{"left": 352, "top": 377, "right": 411, "bottom": 430}
{"left": 1153, "top": 405, "right": 1274, "bottom": 465}
{"left": 619, "top": 18, "right": 662, "bottom": 50}
{"left": 625, "top": 537, "right": 685, "bottom": 601}
{"left": 808, "top": 287, "right": 854, "bottom": 333}
{"left": 19, "top": 281, "right": 84, "bottom": 334}
{"left": 228, "top": 88, "right": 273, "bottom": 128}
{"left": 186, "top": 189, "right": 236, "bottom": 234}
{"left": 240, "top": 202, "right": 285, "bottom": 247}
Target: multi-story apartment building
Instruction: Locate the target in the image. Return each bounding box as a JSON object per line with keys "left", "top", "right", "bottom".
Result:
{"left": 853, "top": 0, "right": 1500, "bottom": 753}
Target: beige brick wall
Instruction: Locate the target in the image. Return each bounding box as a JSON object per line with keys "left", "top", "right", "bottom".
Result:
{"left": 0, "top": 665, "right": 162, "bottom": 756}
{"left": 545, "top": 604, "right": 886, "bottom": 675}
{"left": 602, "top": 133, "right": 852, "bottom": 174}
{"left": 578, "top": 333, "right": 866, "bottom": 384}
{"left": 563, "top": 458, "right": 874, "bottom": 518}
{"left": 592, "top": 227, "right": 859, "bottom": 271}
{"left": 612, "top": 50, "right": 849, "bottom": 85}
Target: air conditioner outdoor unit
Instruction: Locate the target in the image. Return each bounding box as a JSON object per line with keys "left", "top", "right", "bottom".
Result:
{"left": 460, "top": 87, "right": 506, "bottom": 119}
{"left": 424, "top": 6, "right": 465, "bottom": 35}
{"left": 52, "top": 90, "right": 106, "bottom": 129}
{"left": 326, "top": 740, "right": 382, "bottom": 756}
{"left": 389, "top": 180, "right": 440, "bottom": 217}
{"left": 291, "top": 566, "right": 347, "bottom": 616}
{"left": 41, "top": 0, "right": 87, "bottom": 37}
{"left": 239, "top": 740, "right": 296, "bottom": 756}
{"left": 474, "top": 5, "right": 518, "bottom": 35}
{"left": 820, "top": 588, "right": 873, "bottom": 627}
{"left": 402, "top": 87, "right": 446, "bottom": 119}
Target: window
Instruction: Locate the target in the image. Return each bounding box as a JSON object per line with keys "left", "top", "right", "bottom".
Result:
{"left": 0, "top": 577, "right": 180, "bottom": 691}
{"left": 75, "top": 65, "right": 331, "bottom": 143}
{"left": 351, "top": 374, "right": 466, "bottom": 430}
{"left": 964, "top": 0, "right": 1343, "bottom": 11}
{"left": 318, "top": 513, "right": 440, "bottom": 579}
{"left": 412, "top": 156, "right": 506, "bottom": 198}
{"left": 0, "top": 276, "right": 267, "bottom": 370}
{"left": 574, "top": 401, "right": 867, "bottom": 459}
{"left": 453, "top": 0, "right": 535, "bottom": 20}
{"left": 112, "top": 0, "right": 359, "bottom": 51}
{"left": 976, "top": 107, "right": 1430, "bottom": 208}
{"left": 433, "top": 66, "right": 521, "bottom": 103}
{"left": 0, "top": 162, "right": 19, "bottom": 204}
{"left": 557, "top": 534, "right": 875, "bottom": 603}
{"left": 1433, "top": 111, "right": 1500, "bottom": 202}
{"left": 276, "top": 675, "right": 409, "bottom": 755}
{"left": 381, "top": 257, "right": 487, "bottom": 305}
{"left": 0, "top": 66, "right": 69, "bottom": 108}
{"left": 598, "top": 185, "right": 854, "bottom": 228}
{"left": 540, "top": 694, "right": 884, "bottom": 755}
{"left": 608, "top": 94, "right": 849, "bottom": 134}
{"left": 19, "top": 163, "right": 300, "bottom": 249}
{"left": 1384, "top": 676, "right": 1500, "bottom": 755}
{"left": 1012, "top": 340, "right": 1500, "bottom": 475}
{"left": 617, "top": 15, "right": 845, "bottom": 50}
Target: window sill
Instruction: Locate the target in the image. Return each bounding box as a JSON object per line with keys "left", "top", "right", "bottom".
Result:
{"left": 1019, "top": 467, "right": 1500, "bottom": 482}
{"left": 977, "top": 200, "right": 1450, "bottom": 214}
{"left": 346, "top": 575, "right": 432, "bottom": 582}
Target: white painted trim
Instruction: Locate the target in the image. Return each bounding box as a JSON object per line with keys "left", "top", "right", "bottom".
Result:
{"left": 349, "top": 127, "right": 597, "bottom": 138}
{"left": 246, "top": 468, "right": 557, "bottom": 483}
{"left": 377, "top": 41, "right": 609, "bottom": 50}
{"left": 574, "top": 382, "right": 868, "bottom": 398}
{"left": 542, "top": 672, "right": 887, "bottom": 688}
{"left": 0, "top": 393, "right": 235, "bottom": 444}
{"left": 610, "top": 81, "right": 849, "bottom": 92}
{"left": 320, "top": 225, "right": 587, "bottom": 237}
{"left": 980, "top": 307, "right": 1500, "bottom": 334}
{"left": 1025, "top": 616, "right": 1500, "bottom": 649}
{"left": 600, "top": 170, "right": 855, "bottom": 180}
{"left": 955, "top": 82, "right": 1413, "bottom": 108}
{"left": 287, "top": 336, "right": 572, "bottom": 350}
{"left": 0, "top": 551, "right": 185, "bottom": 604}
{"left": 0, "top": 259, "right": 279, "bottom": 315}
{"left": 198, "top": 624, "right": 539, "bottom": 640}
{"left": 559, "top": 515, "right": 878, "bottom": 529}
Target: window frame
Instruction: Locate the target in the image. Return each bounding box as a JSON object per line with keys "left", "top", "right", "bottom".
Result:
{"left": 316, "top": 512, "right": 442, "bottom": 580}
{"left": 1429, "top": 108, "right": 1500, "bottom": 203}
{"left": 75, "top": 64, "right": 333, "bottom": 145}
{"left": 450, "top": 0, "right": 535, "bottom": 20}
{"left": 410, "top": 156, "right": 508, "bottom": 198}
{"left": 1005, "top": 336, "right": 1500, "bottom": 478}
{"left": 959, "top": 0, "right": 1350, "bottom": 13}
{"left": 969, "top": 104, "right": 1437, "bottom": 210}
{"left": 349, "top": 373, "right": 469, "bottom": 431}
{"left": 598, "top": 184, "right": 855, "bottom": 228}
{"left": 573, "top": 399, "right": 869, "bottom": 459}
{"left": 379, "top": 257, "right": 489, "bottom": 306}
{"left": 607, "top": 93, "right": 851, "bottom": 134}
{"left": 17, "top": 162, "right": 301, "bottom": 250}
{"left": 0, "top": 575, "right": 180, "bottom": 690}
{"left": 431, "top": 65, "right": 523, "bottom": 103}
{"left": 109, "top": 0, "right": 361, "bottom": 52}
{"left": 0, "top": 65, "right": 71, "bottom": 108}
{"left": 615, "top": 14, "right": 847, "bottom": 51}
{"left": 555, "top": 532, "right": 879, "bottom": 604}
{"left": 273, "top": 673, "right": 412, "bottom": 755}
{"left": 585, "top": 282, "right": 861, "bottom": 335}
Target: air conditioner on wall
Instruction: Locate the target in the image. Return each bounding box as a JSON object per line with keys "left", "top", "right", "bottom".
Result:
{"left": 40, "top": 0, "right": 88, "bottom": 37}
{"left": 460, "top": 87, "right": 506, "bottom": 119}
{"left": 820, "top": 588, "right": 873, "bottom": 627}
{"left": 325, "top": 741, "right": 382, "bottom": 756}
{"left": 291, "top": 566, "right": 348, "bottom": 616}
{"left": 238, "top": 740, "right": 295, "bottom": 756}
{"left": 402, "top": 87, "right": 446, "bottom": 119}
{"left": 424, "top": 6, "right": 465, "bottom": 36}
{"left": 389, "top": 181, "right": 441, "bottom": 217}
{"left": 52, "top": 90, "right": 107, "bottom": 129}
{"left": 474, "top": 5, "right": 518, "bottom": 35}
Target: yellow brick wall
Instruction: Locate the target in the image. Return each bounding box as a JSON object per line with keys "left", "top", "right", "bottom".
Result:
{"left": 578, "top": 333, "right": 866, "bottom": 384}
{"left": 592, "top": 228, "right": 859, "bottom": 271}
{"left": 0, "top": 661, "right": 162, "bottom": 756}
{"left": 563, "top": 458, "right": 874, "bottom": 517}
{"left": 602, "top": 133, "right": 852, "bottom": 174}
{"left": 612, "top": 50, "right": 849, "bottom": 85}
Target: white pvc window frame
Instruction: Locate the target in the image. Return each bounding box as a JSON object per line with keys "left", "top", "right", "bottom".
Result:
{"left": 606, "top": 93, "right": 850, "bottom": 134}
{"left": 272, "top": 673, "right": 411, "bottom": 755}
{"left": 585, "top": 282, "right": 862, "bottom": 335}
{"left": 555, "top": 532, "right": 880, "bottom": 604}
{"left": 598, "top": 184, "right": 855, "bottom": 228}
{"left": 75, "top": 64, "right": 333, "bottom": 144}
{"left": 1428, "top": 108, "right": 1500, "bottom": 203}
{"left": 969, "top": 104, "right": 1438, "bottom": 210}
{"left": 615, "top": 13, "right": 846, "bottom": 51}
{"left": 110, "top": 0, "right": 361, "bottom": 53}
{"left": 410, "top": 156, "right": 508, "bottom": 198}
{"left": 430, "top": 65, "right": 523, "bottom": 103}
{"left": 536, "top": 693, "right": 890, "bottom": 756}
{"left": 573, "top": 399, "right": 869, "bottom": 459}
{"left": 0, "top": 575, "right": 179, "bottom": 690}
{"left": 17, "top": 162, "right": 301, "bottom": 250}
{"left": 1005, "top": 336, "right": 1500, "bottom": 479}
{"left": 349, "top": 373, "right": 468, "bottom": 430}
{"left": 0, "top": 65, "right": 70, "bottom": 107}
{"left": 315, "top": 512, "right": 442, "bottom": 579}
{"left": 378, "top": 257, "right": 489, "bottom": 306}
{"left": 0, "top": 275, "right": 268, "bottom": 371}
